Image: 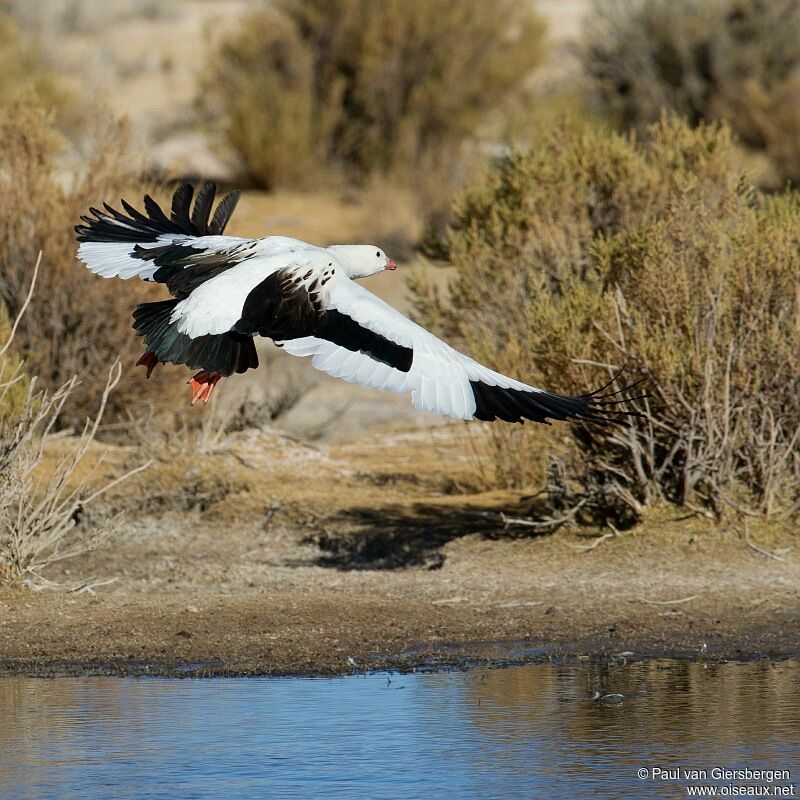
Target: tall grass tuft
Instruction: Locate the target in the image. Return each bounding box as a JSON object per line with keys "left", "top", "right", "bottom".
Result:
{"left": 411, "top": 116, "right": 800, "bottom": 522}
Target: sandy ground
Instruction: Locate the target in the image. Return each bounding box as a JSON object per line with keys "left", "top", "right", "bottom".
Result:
{"left": 1, "top": 425, "right": 798, "bottom": 677}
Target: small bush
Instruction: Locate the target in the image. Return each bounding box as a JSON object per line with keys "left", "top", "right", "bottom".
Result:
{"left": 199, "top": 0, "right": 545, "bottom": 190}
{"left": 0, "top": 271, "right": 148, "bottom": 586}
{"left": 581, "top": 0, "right": 800, "bottom": 185}
{"left": 0, "top": 97, "right": 181, "bottom": 426}
{"left": 411, "top": 116, "right": 800, "bottom": 521}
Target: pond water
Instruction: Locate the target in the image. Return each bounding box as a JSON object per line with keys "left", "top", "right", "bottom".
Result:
{"left": 1, "top": 659, "right": 798, "bottom": 799}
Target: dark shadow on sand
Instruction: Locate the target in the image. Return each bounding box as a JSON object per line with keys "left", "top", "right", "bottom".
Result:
{"left": 301, "top": 500, "right": 547, "bottom": 570}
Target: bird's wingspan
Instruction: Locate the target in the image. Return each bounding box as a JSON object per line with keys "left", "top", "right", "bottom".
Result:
{"left": 279, "top": 278, "right": 640, "bottom": 425}
{"left": 75, "top": 182, "right": 252, "bottom": 290}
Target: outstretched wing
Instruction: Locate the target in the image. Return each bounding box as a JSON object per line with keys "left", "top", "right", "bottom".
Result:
{"left": 75, "top": 182, "right": 253, "bottom": 294}
{"left": 278, "top": 277, "right": 641, "bottom": 425}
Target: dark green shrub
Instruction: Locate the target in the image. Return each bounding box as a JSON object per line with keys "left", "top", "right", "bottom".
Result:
{"left": 411, "top": 116, "right": 800, "bottom": 520}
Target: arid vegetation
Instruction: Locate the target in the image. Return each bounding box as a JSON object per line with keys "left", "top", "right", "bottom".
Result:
{"left": 0, "top": 15, "right": 70, "bottom": 120}
{"left": 0, "top": 0, "right": 798, "bottom": 609}
{"left": 581, "top": 0, "right": 800, "bottom": 186}
{"left": 199, "top": 0, "right": 545, "bottom": 227}
{"left": 0, "top": 261, "right": 148, "bottom": 587}
{"left": 0, "top": 97, "right": 185, "bottom": 426}
{"left": 411, "top": 116, "right": 800, "bottom": 524}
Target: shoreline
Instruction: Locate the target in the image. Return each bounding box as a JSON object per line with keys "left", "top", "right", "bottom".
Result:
{"left": 3, "top": 643, "right": 798, "bottom": 679}
{"left": 4, "top": 646, "right": 799, "bottom": 680}
{"left": 2, "top": 582, "right": 798, "bottom": 678}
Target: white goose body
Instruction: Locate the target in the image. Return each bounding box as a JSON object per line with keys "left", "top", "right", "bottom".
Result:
{"left": 75, "top": 182, "right": 636, "bottom": 420}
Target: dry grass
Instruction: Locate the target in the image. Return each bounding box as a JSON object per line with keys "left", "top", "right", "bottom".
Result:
{"left": 411, "top": 116, "right": 800, "bottom": 522}
{"left": 581, "top": 0, "right": 800, "bottom": 186}
{"left": 0, "top": 303, "right": 30, "bottom": 422}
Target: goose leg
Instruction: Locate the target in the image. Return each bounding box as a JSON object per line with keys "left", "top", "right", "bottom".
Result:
{"left": 188, "top": 371, "right": 222, "bottom": 405}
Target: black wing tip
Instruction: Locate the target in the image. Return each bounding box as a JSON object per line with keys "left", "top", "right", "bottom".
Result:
{"left": 578, "top": 366, "right": 649, "bottom": 426}
{"left": 470, "top": 367, "right": 648, "bottom": 428}
{"left": 75, "top": 181, "right": 241, "bottom": 245}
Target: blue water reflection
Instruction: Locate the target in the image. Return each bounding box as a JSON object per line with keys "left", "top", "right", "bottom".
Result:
{"left": 1, "top": 660, "right": 798, "bottom": 799}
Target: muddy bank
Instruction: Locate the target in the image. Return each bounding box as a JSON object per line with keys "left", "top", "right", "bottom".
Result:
{"left": 1, "top": 593, "right": 797, "bottom": 678}
{"left": 1, "top": 527, "right": 798, "bottom": 677}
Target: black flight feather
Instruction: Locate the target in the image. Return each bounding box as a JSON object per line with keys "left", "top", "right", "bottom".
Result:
{"left": 191, "top": 182, "right": 217, "bottom": 235}
{"left": 209, "top": 190, "right": 241, "bottom": 235}
{"left": 470, "top": 367, "right": 647, "bottom": 427}
{"left": 75, "top": 183, "right": 244, "bottom": 248}
{"left": 170, "top": 184, "right": 196, "bottom": 235}
{"left": 143, "top": 194, "right": 174, "bottom": 230}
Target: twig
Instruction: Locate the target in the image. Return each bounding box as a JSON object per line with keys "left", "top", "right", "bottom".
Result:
{"left": 82, "top": 460, "right": 152, "bottom": 504}
{"left": 501, "top": 498, "right": 588, "bottom": 530}
{"left": 431, "top": 596, "right": 468, "bottom": 606}
{"left": 570, "top": 358, "right": 622, "bottom": 371}
{"left": 0, "top": 251, "right": 40, "bottom": 358}
{"left": 715, "top": 487, "right": 762, "bottom": 518}
{"left": 684, "top": 501, "right": 716, "bottom": 520}
{"left": 639, "top": 595, "right": 698, "bottom": 605}
{"left": 493, "top": 600, "right": 546, "bottom": 608}
{"left": 743, "top": 519, "right": 785, "bottom": 562}
{"left": 28, "top": 574, "right": 118, "bottom": 594}
{"left": 68, "top": 577, "right": 119, "bottom": 595}
{"left": 567, "top": 532, "right": 614, "bottom": 552}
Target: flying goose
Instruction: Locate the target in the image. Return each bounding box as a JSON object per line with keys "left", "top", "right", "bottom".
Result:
{"left": 75, "top": 182, "right": 639, "bottom": 423}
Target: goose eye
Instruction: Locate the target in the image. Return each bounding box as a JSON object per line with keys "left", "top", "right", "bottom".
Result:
{"left": 376, "top": 251, "right": 380, "bottom": 257}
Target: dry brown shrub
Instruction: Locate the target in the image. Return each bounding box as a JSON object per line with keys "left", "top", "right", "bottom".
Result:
{"left": 0, "top": 263, "right": 148, "bottom": 587}
{"left": 199, "top": 0, "right": 545, "bottom": 191}
{"left": 411, "top": 116, "right": 800, "bottom": 522}
{"left": 581, "top": 0, "right": 800, "bottom": 185}
{"left": 0, "top": 96, "right": 183, "bottom": 426}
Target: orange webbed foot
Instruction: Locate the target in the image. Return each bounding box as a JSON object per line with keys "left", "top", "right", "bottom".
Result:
{"left": 188, "top": 371, "right": 222, "bottom": 405}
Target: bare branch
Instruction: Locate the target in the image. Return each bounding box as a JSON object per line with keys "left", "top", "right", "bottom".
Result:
{"left": 639, "top": 595, "right": 698, "bottom": 606}
{"left": 743, "top": 520, "right": 786, "bottom": 562}
{"left": 500, "top": 498, "right": 588, "bottom": 531}
{"left": 0, "top": 321, "right": 145, "bottom": 586}
{"left": 567, "top": 531, "right": 614, "bottom": 552}
{"left": 0, "top": 251, "right": 40, "bottom": 358}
